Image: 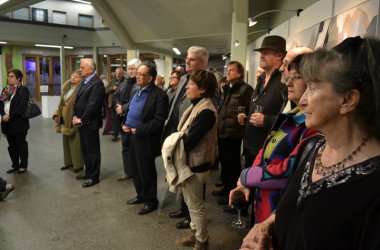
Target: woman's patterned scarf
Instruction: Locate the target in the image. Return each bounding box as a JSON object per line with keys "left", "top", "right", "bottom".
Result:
{"left": 0, "top": 84, "right": 19, "bottom": 102}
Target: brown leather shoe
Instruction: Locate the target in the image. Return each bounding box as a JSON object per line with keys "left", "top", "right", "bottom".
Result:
{"left": 175, "top": 230, "right": 196, "bottom": 246}
{"left": 193, "top": 239, "right": 209, "bottom": 250}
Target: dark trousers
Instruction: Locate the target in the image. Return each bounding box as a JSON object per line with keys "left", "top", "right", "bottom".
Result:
{"left": 128, "top": 134, "right": 158, "bottom": 206}
{"left": 218, "top": 138, "right": 242, "bottom": 192}
{"left": 121, "top": 132, "right": 133, "bottom": 176}
{"left": 79, "top": 128, "right": 101, "bottom": 181}
{"left": 6, "top": 132, "right": 28, "bottom": 168}
{"left": 0, "top": 177, "right": 7, "bottom": 192}
{"left": 112, "top": 111, "right": 121, "bottom": 137}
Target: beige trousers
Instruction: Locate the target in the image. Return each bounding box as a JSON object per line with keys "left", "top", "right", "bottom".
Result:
{"left": 181, "top": 170, "right": 210, "bottom": 243}
{"left": 63, "top": 132, "right": 84, "bottom": 170}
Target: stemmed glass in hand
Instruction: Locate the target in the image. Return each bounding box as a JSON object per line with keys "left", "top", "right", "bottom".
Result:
{"left": 231, "top": 191, "right": 249, "bottom": 229}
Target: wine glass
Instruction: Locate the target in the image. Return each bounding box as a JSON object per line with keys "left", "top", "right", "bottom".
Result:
{"left": 231, "top": 191, "right": 249, "bottom": 229}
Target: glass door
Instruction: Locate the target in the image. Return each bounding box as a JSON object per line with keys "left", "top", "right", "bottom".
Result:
{"left": 39, "top": 56, "right": 50, "bottom": 97}
{"left": 52, "top": 57, "right": 61, "bottom": 95}
{"left": 23, "top": 56, "right": 38, "bottom": 98}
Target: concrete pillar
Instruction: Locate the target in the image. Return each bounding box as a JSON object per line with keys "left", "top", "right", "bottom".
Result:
{"left": 126, "top": 49, "right": 138, "bottom": 61}
{"left": 60, "top": 46, "right": 66, "bottom": 90}
{"left": 231, "top": 0, "right": 248, "bottom": 70}
{"left": 165, "top": 55, "right": 173, "bottom": 89}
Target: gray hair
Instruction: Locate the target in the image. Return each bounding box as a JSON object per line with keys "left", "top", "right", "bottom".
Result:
{"left": 188, "top": 46, "right": 209, "bottom": 66}
{"left": 127, "top": 58, "right": 141, "bottom": 68}
{"left": 80, "top": 58, "right": 96, "bottom": 71}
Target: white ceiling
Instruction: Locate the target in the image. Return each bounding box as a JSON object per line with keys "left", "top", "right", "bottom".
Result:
{"left": 0, "top": 0, "right": 319, "bottom": 57}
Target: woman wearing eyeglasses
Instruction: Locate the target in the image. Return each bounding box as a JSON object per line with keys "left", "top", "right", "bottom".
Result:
{"left": 0, "top": 68, "right": 30, "bottom": 174}
{"left": 229, "top": 48, "right": 317, "bottom": 224}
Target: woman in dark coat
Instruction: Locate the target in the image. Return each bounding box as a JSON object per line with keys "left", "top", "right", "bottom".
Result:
{"left": 0, "top": 68, "right": 30, "bottom": 174}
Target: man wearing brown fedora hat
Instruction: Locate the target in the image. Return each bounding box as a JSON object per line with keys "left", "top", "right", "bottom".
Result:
{"left": 242, "top": 35, "right": 288, "bottom": 169}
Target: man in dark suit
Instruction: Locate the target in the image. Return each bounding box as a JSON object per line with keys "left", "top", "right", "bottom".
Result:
{"left": 73, "top": 58, "right": 105, "bottom": 188}
{"left": 122, "top": 61, "right": 169, "bottom": 215}
{"left": 112, "top": 59, "right": 141, "bottom": 181}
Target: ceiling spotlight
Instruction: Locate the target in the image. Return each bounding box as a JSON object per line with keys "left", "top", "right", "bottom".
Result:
{"left": 222, "top": 52, "right": 230, "bottom": 60}
{"left": 234, "top": 40, "right": 240, "bottom": 47}
{"left": 172, "top": 47, "right": 181, "bottom": 55}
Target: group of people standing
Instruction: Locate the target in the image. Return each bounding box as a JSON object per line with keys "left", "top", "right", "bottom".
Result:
{"left": 1, "top": 35, "right": 380, "bottom": 250}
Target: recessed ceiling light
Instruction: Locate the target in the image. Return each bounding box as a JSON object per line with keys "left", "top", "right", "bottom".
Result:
{"left": 72, "top": 0, "right": 91, "bottom": 5}
{"left": 35, "top": 44, "right": 74, "bottom": 49}
{"left": 173, "top": 47, "right": 181, "bottom": 55}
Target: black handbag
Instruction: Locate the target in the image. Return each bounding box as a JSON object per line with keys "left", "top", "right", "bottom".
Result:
{"left": 23, "top": 93, "right": 41, "bottom": 119}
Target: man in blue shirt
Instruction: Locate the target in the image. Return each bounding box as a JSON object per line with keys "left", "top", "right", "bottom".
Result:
{"left": 122, "top": 61, "right": 169, "bottom": 215}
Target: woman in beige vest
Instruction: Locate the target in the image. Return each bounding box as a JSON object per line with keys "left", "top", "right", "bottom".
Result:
{"left": 53, "top": 70, "right": 84, "bottom": 173}
{"left": 175, "top": 70, "right": 217, "bottom": 250}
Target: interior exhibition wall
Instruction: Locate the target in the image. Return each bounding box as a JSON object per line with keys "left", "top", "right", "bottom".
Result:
{"left": 246, "top": 0, "right": 379, "bottom": 88}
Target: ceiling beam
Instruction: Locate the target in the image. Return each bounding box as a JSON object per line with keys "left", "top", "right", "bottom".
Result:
{"left": 91, "top": 0, "right": 135, "bottom": 49}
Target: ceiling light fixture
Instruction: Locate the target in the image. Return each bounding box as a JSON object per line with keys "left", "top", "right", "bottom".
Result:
{"left": 248, "top": 9, "right": 303, "bottom": 27}
{"left": 35, "top": 44, "right": 74, "bottom": 49}
{"left": 72, "top": 0, "right": 91, "bottom": 5}
{"left": 0, "top": 0, "right": 9, "bottom": 6}
{"left": 172, "top": 47, "right": 181, "bottom": 55}
{"left": 221, "top": 52, "right": 230, "bottom": 60}
{"left": 0, "top": 41, "right": 7, "bottom": 44}
{"left": 234, "top": 40, "right": 240, "bottom": 47}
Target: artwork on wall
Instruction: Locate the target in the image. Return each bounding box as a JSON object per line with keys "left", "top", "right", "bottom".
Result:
{"left": 286, "top": 0, "right": 378, "bottom": 50}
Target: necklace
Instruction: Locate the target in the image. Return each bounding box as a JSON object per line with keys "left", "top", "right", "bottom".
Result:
{"left": 314, "top": 137, "right": 369, "bottom": 176}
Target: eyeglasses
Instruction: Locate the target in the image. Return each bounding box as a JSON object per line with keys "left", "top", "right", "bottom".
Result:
{"left": 136, "top": 73, "right": 150, "bottom": 78}
{"left": 7, "top": 75, "right": 16, "bottom": 78}
{"left": 285, "top": 75, "right": 302, "bottom": 83}
{"left": 169, "top": 76, "right": 178, "bottom": 80}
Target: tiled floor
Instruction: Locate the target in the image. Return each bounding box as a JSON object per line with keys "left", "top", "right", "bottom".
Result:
{"left": 0, "top": 115, "right": 248, "bottom": 250}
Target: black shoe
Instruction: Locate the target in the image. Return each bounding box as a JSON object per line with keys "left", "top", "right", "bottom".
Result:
{"left": 138, "top": 204, "right": 157, "bottom": 215}
{"left": 212, "top": 188, "right": 226, "bottom": 197}
{"left": 6, "top": 167, "right": 18, "bottom": 174}
{"left": 215, "top": 179, "right": 223, "bottom": 187}
{"left": 73, "top": 167, "right": 83, "bottom": 173}
{"left": 126, "top": 197, "right": 144, "bottom": 205}
{"left": 111, "top": 135, "right": 118, "bottom": 141}
{"left": 217, "top": 196, "right": 229, "bottom": 205}
{"left": 0, "top": 184, "right": 14, "bottom": 201}
{"left": 223, "top": 206, "right": 248, "bottom": 216}
{"left": 82, "top": 179, "right": 99, "bottom": 188}
{"left": 169, "top": 209, "right": 189, "bottom": 219}
{"left": 60, "top": 165, "right": 73, "bottom": 171}
{"left": 176, "top": 217, "right": 191, "bottom": 229}
{"left": 76, "top": 174, "right": 87, "bottom": 180}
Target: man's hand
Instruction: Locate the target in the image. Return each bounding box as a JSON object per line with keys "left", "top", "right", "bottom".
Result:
{"left": 116, "top": 104, "right": 122, "bottom": 115}
{"left": 249, "top": 113, "right": 264, "bottom": 127}
{"left": 121, "top": 125, "right": 131, "bottom": 133}
{"left": 72, "top": 117, "right": 83, "bottom": 127}
{"left": 2, "top": 114, "right": 10, "bottom": 122}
